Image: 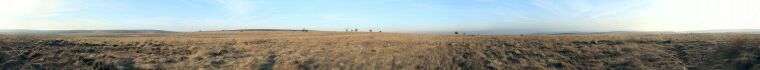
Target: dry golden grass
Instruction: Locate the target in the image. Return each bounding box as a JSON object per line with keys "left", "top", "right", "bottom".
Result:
{"left": 2, "top": 31, "right": 760, "bottom": 70}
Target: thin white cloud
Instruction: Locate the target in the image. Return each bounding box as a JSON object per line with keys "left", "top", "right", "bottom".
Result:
{"left": 531, "top": 0, "right": 570, "bottom": 17}
{"left": 0, "top": 0, "right": 67, "bottom": 18}
{"left": 180, "top": 0, "right": 199, "bottom": 8}
{"left": 632, "top": 0, "right": 760, "bottom": 31}
{"left": 529, "top": 0, "right": 648, "bottom": 19}
{"left": 0, "top": 18, "right": 101, "bottom": 30}
{"left": 485, "top": 0, "right": 653, "bottom": 32}
{"left": 213, "top": 0, "right": 255, "bottom": 16}
{"left": 0, "top": 0, "right": 73, "bottom": 29}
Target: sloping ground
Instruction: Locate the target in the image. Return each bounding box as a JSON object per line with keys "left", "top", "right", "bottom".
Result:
{"left": 0, "top": 29, "right": 174, "bottom": 35}
{"left": 1, "top": 32, "right": 759, "bottom": 70}
{"left": 223, "top": 29, "right": 310, "bottom": 32}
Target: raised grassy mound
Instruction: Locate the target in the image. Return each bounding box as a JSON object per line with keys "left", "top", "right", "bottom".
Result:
{"left": 1, "top": 32, "right": 759, "bottom": 70}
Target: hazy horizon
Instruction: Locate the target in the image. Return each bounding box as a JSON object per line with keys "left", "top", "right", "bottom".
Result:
{"left": 2, "top": 0, "right": 759, "bottom": 34}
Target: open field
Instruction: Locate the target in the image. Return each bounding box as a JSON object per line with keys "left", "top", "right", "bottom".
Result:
{"left": 2, "top": 31, "right": 760, "bottom": 70}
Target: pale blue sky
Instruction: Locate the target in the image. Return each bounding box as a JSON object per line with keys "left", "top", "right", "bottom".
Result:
{"left": 1, "top": 0, "right": 759, "bottom": 34}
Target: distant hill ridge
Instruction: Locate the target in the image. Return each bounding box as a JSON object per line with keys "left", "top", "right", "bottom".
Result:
{"left": 686, "top": 29, "right": 760, "bottom": 33}
{"left": 543, "top": 31, "right": 679, "bottom": 35}
{"left": 543, "top": 29, "right": 760, "bottom": 35}
{"left": 0, "top": 29, "right": 174, "bottom": 35}
{"left": 221, "top": 29, "right": 310, "bottom": 31}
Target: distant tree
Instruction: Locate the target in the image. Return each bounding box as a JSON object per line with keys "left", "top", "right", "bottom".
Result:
{"left": 369, "top": 29, "right": 373, "bottom": 32}
{"left": 454, "top": 31, "right": 459, "bottom": 35}
{"left": 379, "top": 30, "right": 382, "bottom": 32}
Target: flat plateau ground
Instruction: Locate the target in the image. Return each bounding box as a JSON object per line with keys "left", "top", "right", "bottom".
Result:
{"left": 2, "top": 31, "right": 760, "bottom": 70}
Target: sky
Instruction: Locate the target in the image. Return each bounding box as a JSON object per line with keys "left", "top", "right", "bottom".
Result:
{"left": 1, "top": 0, "right": 759, "bottom": 34}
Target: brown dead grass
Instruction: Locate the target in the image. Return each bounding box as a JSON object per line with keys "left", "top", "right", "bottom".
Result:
{"left": 1, "top": 32, "right": 760, "bottom": 70}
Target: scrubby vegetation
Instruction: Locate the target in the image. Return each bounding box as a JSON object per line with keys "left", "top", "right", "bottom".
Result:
{"left": 1, "top": 32, "right": 759, "bottom": 70}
